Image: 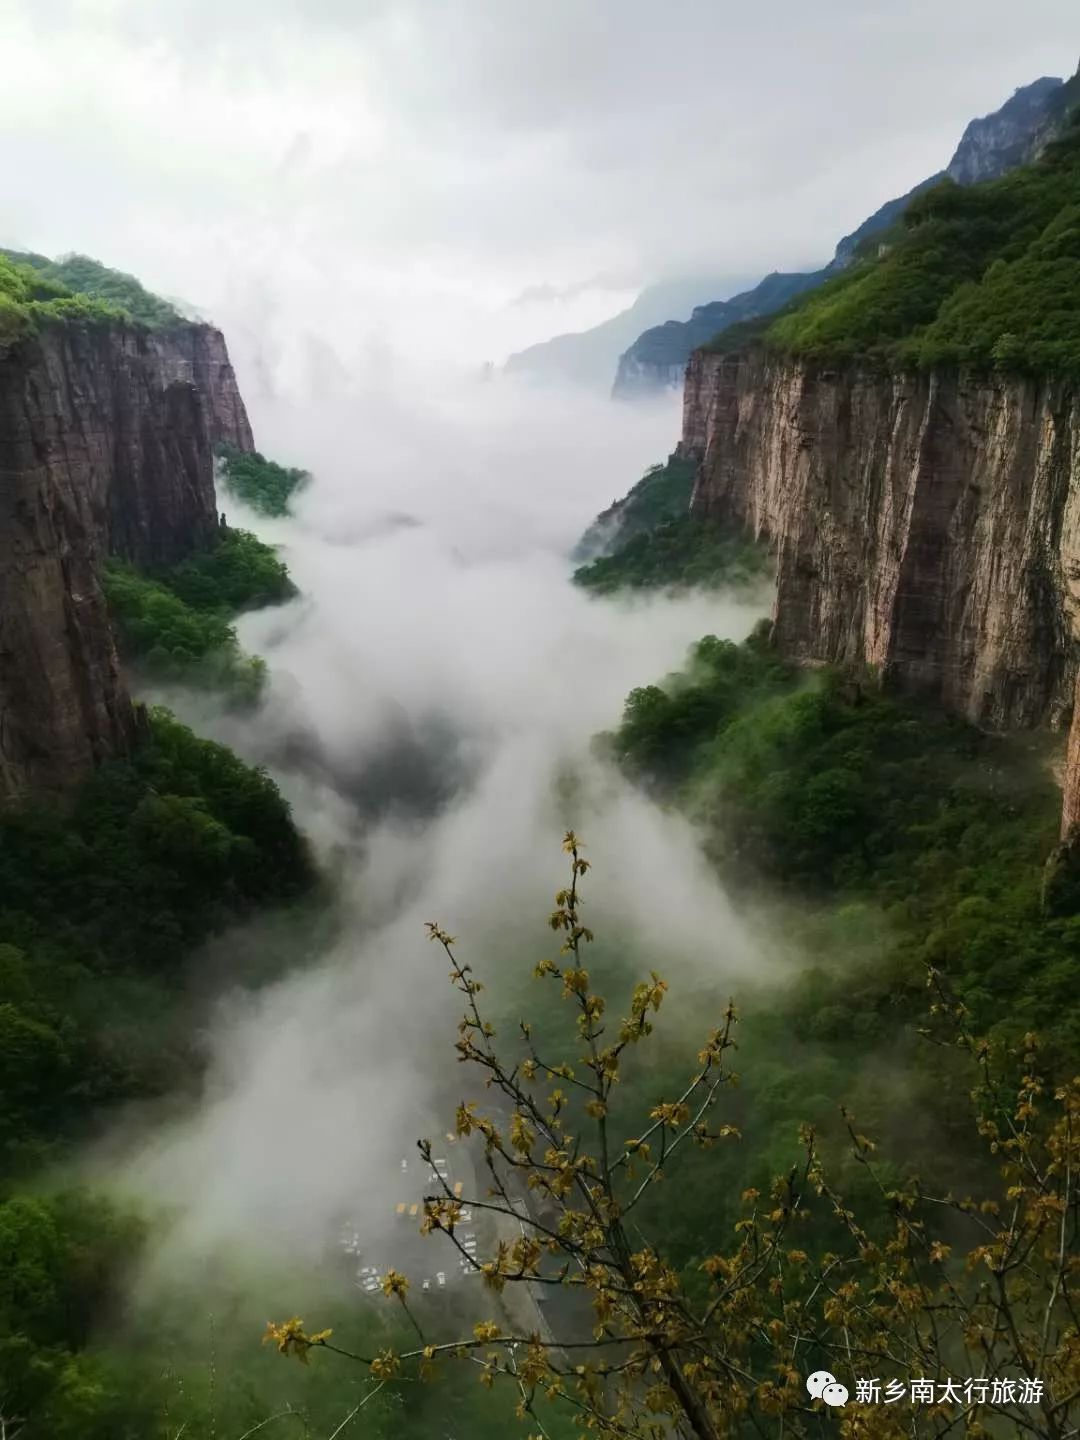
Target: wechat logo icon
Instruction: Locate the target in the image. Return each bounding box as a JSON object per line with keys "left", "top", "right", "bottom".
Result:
{"left": 807, "top": 1370, "right": 849, "bottom": 1407}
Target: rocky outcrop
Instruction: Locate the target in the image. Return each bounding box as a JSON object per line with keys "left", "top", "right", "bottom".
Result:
{"left": 148, "top": 324, "right": 254, "bottom": 457}
{"left": 945, "top": 76, "right": 1066, "bottom": 185}
{"left": 0, "top": 318, "right": 254, "bottom": 801}
{"left": 681, "top": 350, "right": 1080, "bottom": 833}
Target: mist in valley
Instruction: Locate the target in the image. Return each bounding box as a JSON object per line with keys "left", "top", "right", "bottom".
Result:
{"left": 106, "top": 366, "right": 777, "bottom": 1301}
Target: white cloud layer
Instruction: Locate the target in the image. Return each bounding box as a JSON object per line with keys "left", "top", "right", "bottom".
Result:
{"left": 0, "top": 0, "right": 1076, "bottom": 370}
{"left": 109, "top": 374, "right": 778, "bottom": 1267}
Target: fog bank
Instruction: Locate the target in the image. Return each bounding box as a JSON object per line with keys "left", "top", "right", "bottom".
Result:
{"left": 116, "top": 371, "right": 774, "bottom": 1270}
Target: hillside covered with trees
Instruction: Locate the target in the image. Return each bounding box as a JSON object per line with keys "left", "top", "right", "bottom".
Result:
{"left": 708, "top": 113, "right": 1080, "bottom": 374}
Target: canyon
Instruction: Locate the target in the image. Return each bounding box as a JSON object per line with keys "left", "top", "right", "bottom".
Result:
{"left": 681, "top": 349, "right": 1080, "bottom": 835}
{"left": 0, "top": 318, "right": 252, "bottom": 801}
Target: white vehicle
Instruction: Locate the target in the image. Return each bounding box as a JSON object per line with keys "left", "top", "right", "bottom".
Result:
{"left": 363, "top": 1276, "right": 380, "bottom": 1293}
{"left": 422, "top": 1278, "right": 431, "bottom": 1291}
{"left": 401, "top": 1157, "right": 408, "bottom": 1171}
{"left": 436, "top": 1271, "right": 446, "bottom": 1288}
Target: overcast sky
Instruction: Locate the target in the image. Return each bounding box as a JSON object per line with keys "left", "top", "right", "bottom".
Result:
{"left": 0, "top": 1, "right": 1077, "bottom": 372}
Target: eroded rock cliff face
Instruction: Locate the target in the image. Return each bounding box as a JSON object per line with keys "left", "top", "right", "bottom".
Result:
{"left": 682, "top": 349, "right": 1080, "bottom": 832}
{"left": 0, "top": 319, "right": 253, "bottom": 801}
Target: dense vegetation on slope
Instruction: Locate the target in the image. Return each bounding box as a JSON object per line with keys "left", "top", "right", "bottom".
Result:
{"left": 104, "top": 528, "right": 294, "bottom": 700}
{"left": 0, "top": 708, "right": 313, "bottom": 1180}
{"left": 575, "top": 516, "right": 770, "bottom": 594}
{"left": 708, "top": 118, "right": 1080, "bottom": 373}
{"left": 0, "top": 1187, "right": 539, "bottom": 1440}
{"left": 1, "top": 248, "right": 182, "bottom": 327}
{"left": 597, "top": 627, "right": 1080, "bottom": 1271}
{"left": 573, "top": 455, "right": 770, "bottom": 594}
{"left": 574, "top": 455, "right": 696, "bottom": 559}
{"left": 0, "top": 252, "right": 125, "bottom": 347}
{"left": 0, "top": 454, "right": 326, "bottom": 1436}
{"left": 218, "top": 444, "right": 311, "bottom": 517}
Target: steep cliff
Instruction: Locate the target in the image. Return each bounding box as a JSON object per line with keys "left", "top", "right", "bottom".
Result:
{"left": 682, "top": 349, "right": 1080, "bottom": 832}
{"left": 0, "top": 317, "right": 254, "bottom": 801}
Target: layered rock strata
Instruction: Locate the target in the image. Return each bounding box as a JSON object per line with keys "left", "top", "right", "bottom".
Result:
{"left": 681, "top": 349, "right": 1080, "bottom": 833}
{"left": 0, "top": 320, "right": 253, "bottom": 800}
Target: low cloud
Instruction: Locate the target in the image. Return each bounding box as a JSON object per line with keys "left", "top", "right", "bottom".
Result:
{"left": 110, "top": 369, "right": 774, "bottom": 1272}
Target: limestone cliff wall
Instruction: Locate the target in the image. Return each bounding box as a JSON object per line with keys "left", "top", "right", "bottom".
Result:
{"left": 682, "top": 350, "right": 1080, "bottom": 833}
{"left": 0, "top": 318, "right": 254, "bottom": 801}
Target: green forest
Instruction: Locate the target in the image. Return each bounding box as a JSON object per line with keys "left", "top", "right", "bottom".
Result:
{"left": 574, "top": 455, "right": 697, "bottom": 558}
{"left": 104, "top": 528, "right": 295, "bottom": 701}
{"left": 0, "top": 250, "right": 183, "bottom": 345}
{"left": 573, "top": 455, "right": 769, "bottom": 594}
{"left": 0, "top": 456, "right": 332, "bottom": 1438}
{"left": 218, "top": 445, "right": 311, "bottom": 517}
{"left": 562, "top": 467, "right": 1080, "bottom": 1331}
{"left": 0, "top": 252, "right": 125, "bottom": 346}
{"left": 574, "top": 515, "right": 769, "bottom": 593}
{"left": 0, "top": 702, "right": 328, "bottom": 1434}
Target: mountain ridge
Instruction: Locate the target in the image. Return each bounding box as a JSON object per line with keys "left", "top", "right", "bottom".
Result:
{"left": 0, "top": 301, "right": 253, "bottom": 801}
{"left": 612, "top": 70, "right": 1076, "bottom": 398}
{"left": 502, "top": 271, "right": 756, "bottom": 390}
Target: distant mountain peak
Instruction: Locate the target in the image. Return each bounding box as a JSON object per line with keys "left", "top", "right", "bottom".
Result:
{"left": 503, "top": 273, "right": 758, "bottom": 390}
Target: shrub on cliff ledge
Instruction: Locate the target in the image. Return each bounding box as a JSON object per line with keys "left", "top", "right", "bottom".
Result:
{"left": 104, "top": 529, "right": 294, "bottom": 702}
{"left": 218, "top": 444, "right": 311, "bottom": 517}
{"left": 575, "top": 515, "right": 771, "bottom": 595}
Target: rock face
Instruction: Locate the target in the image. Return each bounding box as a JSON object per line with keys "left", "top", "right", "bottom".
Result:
{"left": 148, "top": 324, "right": 254, "bottom": 460}
{"left": 0, "top": 319, "right": 254, "bottom": 801}
{"left": 681, "top": 350, "right": 1080, "bottom": 833}
{"left": 945, "top": 76, "right": 1065, "bottom": 184}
